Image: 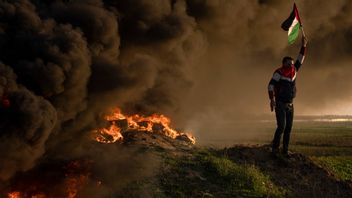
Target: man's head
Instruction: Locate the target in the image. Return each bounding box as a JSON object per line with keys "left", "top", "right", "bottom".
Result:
{"left": 282, "top": 56, "right": 294, "bottom": 67}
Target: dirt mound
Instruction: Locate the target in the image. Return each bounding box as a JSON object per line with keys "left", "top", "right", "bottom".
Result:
{"left": 122, "top": 130, "right": 194, "bottom": 153}
{"left": 223, "top": 145, "right": 352, "bottom": 198}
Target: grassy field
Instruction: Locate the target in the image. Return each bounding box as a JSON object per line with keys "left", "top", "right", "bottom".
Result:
{"left": 290, "top": 123, "right": 352, "bottom": 155}
{"left": 117, "top": 119, "right": 352, "bottom": 197}
{"left": 252, "top": 120, "right": 352, "bottom": 182}
{"left": 288, "top": 121, "right": 352, "bottom": 182}
{"left": 198, "top": 119, "right": 352, "bottom": 182}
{"left": 159, "top": 149, "right": 288, "bottom": 198}
{"left": 125, "top": 119, "right": 352, "bottom": 197}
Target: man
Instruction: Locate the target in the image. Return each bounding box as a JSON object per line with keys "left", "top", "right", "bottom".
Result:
{"left": 268, "top": 35, "right": 308, "bottom": 156}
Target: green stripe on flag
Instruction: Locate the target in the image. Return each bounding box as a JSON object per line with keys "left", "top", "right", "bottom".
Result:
{"left": 288, "top": 23, "right": 300, "bottom": 45}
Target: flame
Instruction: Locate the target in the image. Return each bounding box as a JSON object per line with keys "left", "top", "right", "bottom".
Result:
{"left": 92, "top": 123, "right": 123, "bottom": 144}
{"left": 92, "top": 108, "right": 195, "bottom": 144}
{"left": 7, "top": 160, "right": 91, "bottom": 198}
{"left": 7, "top": 109, "right": 195, "bottom": 198}
{"left": 64, "top": 160, "right": 90, "bottom": 198}
{"left": 7, "top": 192, "right": 20, "bottom": 198}
{"left": 65, "top": 175, "right": 88, "bottom": 198}
{"left": 7, "top": 192, "right": 45, "bottom": 198}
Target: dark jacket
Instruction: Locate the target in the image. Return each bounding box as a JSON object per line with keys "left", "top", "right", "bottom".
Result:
{"left": 268, "top": 46, "right": 307, "bottom": 103}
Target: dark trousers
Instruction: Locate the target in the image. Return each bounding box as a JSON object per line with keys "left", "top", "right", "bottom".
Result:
{"left": 272, "top": 101, "right": 294, "bottom": 153}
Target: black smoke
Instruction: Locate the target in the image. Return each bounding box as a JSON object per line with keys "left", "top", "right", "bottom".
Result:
{"left": 0, "top": 0, "right": 204, "bottom": 186}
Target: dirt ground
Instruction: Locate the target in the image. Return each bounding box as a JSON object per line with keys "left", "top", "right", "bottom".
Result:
{"left": 224, "top": 145, "right": 352, "bottom": 198}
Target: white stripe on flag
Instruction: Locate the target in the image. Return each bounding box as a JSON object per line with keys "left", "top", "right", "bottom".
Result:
{"left": 288, "top": 17, "right": 299, "bottom": 35}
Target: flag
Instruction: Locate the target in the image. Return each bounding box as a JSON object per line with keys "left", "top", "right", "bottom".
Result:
{"left": 281, "top": 3, "right": 301, "bottom": 45}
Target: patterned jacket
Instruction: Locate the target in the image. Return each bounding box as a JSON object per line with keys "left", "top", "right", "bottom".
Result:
{"left": 268, "top": 46, "right": 307, "bottom": 103}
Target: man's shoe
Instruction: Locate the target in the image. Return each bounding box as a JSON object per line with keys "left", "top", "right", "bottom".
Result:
{"left": 271, "top": 148, "right": 279, "bottom": 157}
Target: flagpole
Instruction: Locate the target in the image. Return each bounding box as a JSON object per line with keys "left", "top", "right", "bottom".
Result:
{"left": 301, "top": 26, "right": 306, "bottom": 38}
{"left": 295, "top": 1, "right": 307, "bottom": 39}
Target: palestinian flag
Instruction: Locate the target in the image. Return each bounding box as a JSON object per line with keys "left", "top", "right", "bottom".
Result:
{"left": 281, "top": 3, "right": 301, "bottom": 45}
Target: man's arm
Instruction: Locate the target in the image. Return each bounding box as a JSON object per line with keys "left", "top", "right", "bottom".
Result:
{"left": 294, "top": 36, "right": 308, "bottom": 71}
{"left": 268, "top": 72, "right": 280, "bottom": 111}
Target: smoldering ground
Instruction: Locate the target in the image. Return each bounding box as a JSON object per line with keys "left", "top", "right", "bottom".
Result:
{"left": 0, "top": 0, "right": 352, "bottom": 195}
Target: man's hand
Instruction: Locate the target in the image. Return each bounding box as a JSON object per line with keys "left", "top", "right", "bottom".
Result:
{"left": 270, "top": 99, "right": 276, "bottom": 112}
{"left": 302, "top": 35, "right": 308, "bottom": 47}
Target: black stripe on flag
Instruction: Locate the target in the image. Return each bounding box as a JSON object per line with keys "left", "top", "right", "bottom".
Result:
{"left": 281, "top": 4, "right": 297, "bottom": 31}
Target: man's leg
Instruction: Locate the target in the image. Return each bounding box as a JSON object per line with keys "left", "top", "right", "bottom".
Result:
{"left": 283, "top": 104, "right": 294, "bottom": 154}
{"left": 272, "top": 102, "right": 286, "bottom": 153}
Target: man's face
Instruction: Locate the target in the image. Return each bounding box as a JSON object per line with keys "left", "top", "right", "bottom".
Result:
{"left": 284, "top": 59, "right": 294, "bottom": 67}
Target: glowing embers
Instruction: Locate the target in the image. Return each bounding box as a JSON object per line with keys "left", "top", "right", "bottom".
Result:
{"left": 7, "top": 192, "right": 20, "bottom": 198}
{"left": 64, "top": 160, "right": 90, "bottom": 198}
{"left": 92, "top": 108, "right": 195, "bottom": 144}
{"left": 7, "top": 160, "right": 92, "bottom": 198}
{"left": 7, "top": 191, "right": 45, "bottom": 198}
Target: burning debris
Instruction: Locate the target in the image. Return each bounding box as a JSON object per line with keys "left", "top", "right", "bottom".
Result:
{"left": 4, "top": 106, "right": 194, "bottom": 198}
{"left": 6, "top": 160, "right": 93, "bottom": 198}
{"left": 0, "top": 0, "right": 201, "bottom": 187}
{"left": 92, "top": 108, "right": 196, "bottom": 144}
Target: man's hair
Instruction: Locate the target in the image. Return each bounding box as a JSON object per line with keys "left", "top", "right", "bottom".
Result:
{"left": 282, "top": 56, "right": 294, "bottom": 64}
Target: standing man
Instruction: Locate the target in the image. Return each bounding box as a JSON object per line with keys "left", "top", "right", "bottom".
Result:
{"left": 268, "top": 36, "right": 308, "bottom": 156}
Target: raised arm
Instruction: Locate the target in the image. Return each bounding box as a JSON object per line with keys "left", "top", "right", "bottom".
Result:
{"left": 294, "top": 36, "right": 308, "bottom": 71}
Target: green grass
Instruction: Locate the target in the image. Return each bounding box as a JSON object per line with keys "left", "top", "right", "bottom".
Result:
{"left": 118, "top": 120, "right": 352, "bottom": 197}
{"left": 312, "top": 156, "right": 352, "bottom": 181}
{"left": 290, "top": 145, "right": 352, "bottom": 156}
{"left": 160, "top": 150, "right": 287, "bottom": 197}
{"left": 211, "top": 121, "right": 352, "bottom": 185}
{"left": 254, "top": 121, "right": 352, "bottom": 184}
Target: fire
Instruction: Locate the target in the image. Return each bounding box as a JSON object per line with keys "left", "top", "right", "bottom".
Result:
{"left": 92, "top": 108, "right": 196, "bottom": 144}
{"left": 7, "top": 109, "right": 195, "bottom": 198}
{"left": 7, "top": 191, "right": 45, "bottom": 198}
{"left": 93, "top": 124, "right": 123, "bottom": 143}
{"left": 7, "top": 192, "right": 20, "bottom": 198}
{"left": 7, "top": 191, "right": 46, "bottom": 198}
{"left": 64, "top": 160, "right": 90, "bottom": 198}
{"left": 7, "top": 160, "right": 91, "bottom": 198}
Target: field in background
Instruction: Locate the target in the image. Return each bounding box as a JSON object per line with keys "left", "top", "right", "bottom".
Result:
{"left": 289, "top": 121, "right": 352, "bottom": 182}
{"left": 198, "top": 117, "right": 352, "bottom": 182}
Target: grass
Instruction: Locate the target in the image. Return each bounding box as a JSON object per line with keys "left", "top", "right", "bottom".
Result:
{"left": 290, "top": 145, "right": 352, "bottom": 156}
{"left": 118, "top": 120, "right": 352, "bottom": 197}
{"left": 312, "top": 156, "right": 352, "bottom": 181}
{"left": 160, "top": 150, "right": 287, "bottom": 198}
{"left": 252, "top": 121, "right": 352, "bottom": 184}
{"left": 203, "top": 120, "right": 352, "bottom": 187}
{"left": 262, "top": 122, "right": 352, "bottom": 182}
